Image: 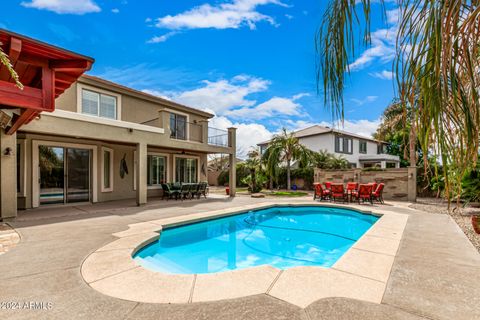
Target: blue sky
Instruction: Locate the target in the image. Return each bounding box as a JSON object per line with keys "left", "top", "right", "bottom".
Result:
{"left": 1, "top": 0, "right": 399, "bottom": 156}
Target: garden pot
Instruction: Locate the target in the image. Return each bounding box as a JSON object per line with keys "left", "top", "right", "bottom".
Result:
{"left": 226, "top": 187, "right": 230, "bottom": 196}
{"left": 472, "top": 216, "right": 480, "bottom": 234}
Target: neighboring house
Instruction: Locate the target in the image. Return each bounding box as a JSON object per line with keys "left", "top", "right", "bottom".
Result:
{"left": 0, "top": 30, "right": 236, "bottom": 220}
{"left": 258, "top": 125, "right": 400, "bottom": 169}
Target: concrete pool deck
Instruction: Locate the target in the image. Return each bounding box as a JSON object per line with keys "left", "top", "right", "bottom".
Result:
{"left": 81, "top": 203, "right": 408, "bottom": 307}
{"left": 1, "top": 196, "right": 479, "bottom": 320}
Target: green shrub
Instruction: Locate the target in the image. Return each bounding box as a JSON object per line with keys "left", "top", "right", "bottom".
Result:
{"left": 461, "top": 163, "right": 480, "bottom": 203}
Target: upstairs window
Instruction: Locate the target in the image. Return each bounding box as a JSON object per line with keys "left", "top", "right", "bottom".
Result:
{"left": 359, "top": 140, "right": 367, "bottom": 154}
{"left": 335, "top": 135, "right": 353, "bottom": 154}
{"left": 377, "top": 144, "right": 386, "bottom": 154}
{"left": 82, "top": 89, "right": 117, "bottom": 120}
{"left": 170, "top": 113, "right": 187, "bottom": 140}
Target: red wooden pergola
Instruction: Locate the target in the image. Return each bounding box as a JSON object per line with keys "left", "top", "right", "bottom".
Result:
{"left": 0, "top": 29, "right": 94, "bottom": 134}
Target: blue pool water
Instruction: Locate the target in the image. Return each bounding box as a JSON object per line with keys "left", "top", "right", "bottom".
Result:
{"left": 133, "top": 206, "right": 379, "bottom": 274}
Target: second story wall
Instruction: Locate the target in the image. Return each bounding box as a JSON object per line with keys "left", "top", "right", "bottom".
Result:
{"left": 54, "top": 77, "right": 211, "bottom": 137}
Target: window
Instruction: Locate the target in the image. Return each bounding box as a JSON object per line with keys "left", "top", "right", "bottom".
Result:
{"left": 147, "top": 155, "right": 167, "bottom": 187}
{"left": 359, "top": 140, "right": 367, "bottom": 154}
{"left": 101, "top": 147, "right": 113, "bottom": 192}
{"left": 82, "top": 89, "right": 117, "bottom": 119}
{"left": 175, "top": 157, "right": 198, "bottom": 183}
{"left": 335, "top": 135, "right": 353, "bottom": 154}
{"left": 377, "top": 144, "right": 385, "bottom": 154}
{"left": 170, "top": 113, "right": 187, "bottom": 140}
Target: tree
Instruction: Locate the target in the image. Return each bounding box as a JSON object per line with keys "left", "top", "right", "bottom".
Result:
{"left": 312, "top": 149, "right": 349, "bottom": 169}
{"left": 244, "top": 149, "right": 261, "bottom": 193}
{"left": 264, "top": 128, "right": 312, "bottom": 190}
{"left": 317, "top": 1, "right": 480, "bottom": 207}
{"left": 0, "top": 43, "right": 23, "bottom": 89}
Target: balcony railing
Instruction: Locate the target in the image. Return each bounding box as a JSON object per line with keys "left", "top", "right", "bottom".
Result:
{"left": 208, "top": 127, "right": 228, "bottom": 147}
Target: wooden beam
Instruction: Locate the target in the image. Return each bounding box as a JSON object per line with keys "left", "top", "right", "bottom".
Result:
{"left": 42, "top": 66, "right": 54, "bottom": 111}
{"left": 0, "top": 37, "right": 22, "bottom": 81}
{"left": 0, "top": 80, "right": 43, "bottom": 110}
{"left": 17, "top": 52, "right": 49, "bottom": 67}
{"left": 55, "top": 72, "right": 77, "bottom": 84}
{"left": 50, "top": 59, "right": 90, "bottom": 71}
{"left": 6, "top": 109, "right": 36, "bottom": 135}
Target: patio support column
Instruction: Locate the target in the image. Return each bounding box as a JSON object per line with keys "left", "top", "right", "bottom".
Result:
{"left": 136, "top": 142, "right": 147, "bottom": 206}
{"left": 199, "top": 120, "right": 209, "bottom": 144}
{"left": 228, "top": 127, "right": 237, "bottom": 197}
{"left": 380, "top": 160, "right": 386, "bottom": 169}
{"left": 0, "top": 130, "right": 17, "bottom": 220}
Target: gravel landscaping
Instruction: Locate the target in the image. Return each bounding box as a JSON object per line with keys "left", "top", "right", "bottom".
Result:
{"left": 410, "top": 198, "right": 480, "bottom": 253}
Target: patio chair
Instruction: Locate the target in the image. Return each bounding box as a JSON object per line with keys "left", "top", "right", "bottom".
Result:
{"left": 370, "top": 182, "right": 378, "bottom": 192}
{"left": 161, "top": 183, "right": 179, "bottom": 200}
{"left": 196, "top": 182, "right": 208, "bottom": 199}
{"left": 345, "top": 182, "right": 358, "bottom": 202}
{"left": 191, "top": 183, "right": 201, "bottom": 199}
{"left": 313, "top": 183, "right": 330, "bottom": 201}
{"left": 352, "top": 184, "right": 373, "bottom": 204}
{"left": 179, "top": 183, "right": 191, "bottom": 201}
{"left": 372, "top": 183, "right": 385, "bottom": 204}
{"left": 325, "top": 182, "right": 332, "bottom": 190}
{"left": 330, "top": 184, "right": 346, "bottom": 202}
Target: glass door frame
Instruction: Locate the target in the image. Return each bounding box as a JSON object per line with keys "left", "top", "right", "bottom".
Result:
{"left": 32, "top": 140, "right": 98, "bottom": 208}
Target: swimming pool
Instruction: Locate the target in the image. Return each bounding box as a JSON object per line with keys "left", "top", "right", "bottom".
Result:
{"left": 133, "top": 206, "right": 379, "bottom": 274}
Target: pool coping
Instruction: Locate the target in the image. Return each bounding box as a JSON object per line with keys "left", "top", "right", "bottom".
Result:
{"left": 80, "top": 202, "right": 408, "bottom": 308}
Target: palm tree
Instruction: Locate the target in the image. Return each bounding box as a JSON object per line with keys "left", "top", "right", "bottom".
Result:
{"left": 0, "top": 43, "right": 23, "bottom": 89}
{"left": 317, "top": 1, "right": 480, "bottom": 207}
{"left": 265, "top": 128, "right": 312, "bottom": 190}
{"left": 244, "top": 149, "right": 261, "bottom": 193}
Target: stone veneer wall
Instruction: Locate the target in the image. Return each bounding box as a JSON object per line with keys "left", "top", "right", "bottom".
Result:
{"left": 313, "top": 167, "right": 417, "bottom": 201}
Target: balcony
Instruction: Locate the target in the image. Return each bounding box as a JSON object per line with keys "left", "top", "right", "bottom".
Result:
{"left": 208, "top": 127, "right": 228, "bottom": 147}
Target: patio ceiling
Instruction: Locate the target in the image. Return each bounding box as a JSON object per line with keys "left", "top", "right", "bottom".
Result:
{"left": 0, "top": 29, "right": 94, "bottom": 134}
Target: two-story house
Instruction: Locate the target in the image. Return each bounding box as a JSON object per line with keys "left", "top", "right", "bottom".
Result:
{"left": 258, "top": 125, "right": 400, "bottom": 169}
{"left": 0, "top": 29, "right": 236, "bottom": 220}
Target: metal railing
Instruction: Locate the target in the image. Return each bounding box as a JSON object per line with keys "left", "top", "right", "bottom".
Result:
{"left": 208, "top": 127, "right": 229, "bottom": 147}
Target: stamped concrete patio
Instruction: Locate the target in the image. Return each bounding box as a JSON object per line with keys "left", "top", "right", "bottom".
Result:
{"left": 1, "top": 196, "right": 479, "bottom": 320}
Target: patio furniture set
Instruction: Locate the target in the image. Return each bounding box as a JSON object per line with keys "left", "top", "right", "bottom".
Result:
{"left": 313, "top": 182, "right": 385, "bottom": 204}
{"left": 161, "top": 182, "right": 209, "bottom": 201}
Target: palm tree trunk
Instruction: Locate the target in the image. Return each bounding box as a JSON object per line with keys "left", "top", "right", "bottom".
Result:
{"left": 287, "top": 159, "right": 291, "bottom": 190}
{"left": 409, "top": 122, "right": 416, "bottom": 166}
{"left": 251, "top": 169, "right": 256, "bottom": 193}
{"left": 269, "top": 176, "right": 273, "bottom": 190}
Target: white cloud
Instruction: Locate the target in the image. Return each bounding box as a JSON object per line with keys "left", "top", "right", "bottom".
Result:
{"left": 147, "top": 32, "right": 178, "bottom": 43}
{"left": 209, "top": 116, "right": 273, "bottom": 158}
{"left": 155, "top": 0, "right": 289, "bottom": 30}
{"left": 111, "top": 8, "right": 119, "bottom": 14}
{"left": 226, "top": 93, "right": 307, "bottom": 120}
{"left": 348, "top": 9, "right": 398, "bottom": 71}
{"left": 21, "top": 0, "right": 101, "bottom": 14}
{"left": 171, "top": 76, "right": 270, "bottom": 115}
{"left": 350, "top": 95, "right": 378, "bottom": 106}
{"left": 369, "top": 70, "right": 395, "bottom": 80}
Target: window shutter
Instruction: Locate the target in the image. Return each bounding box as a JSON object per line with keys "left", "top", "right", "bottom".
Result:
{"left": 335, "top": 136, "right": 339, "bottom": 152}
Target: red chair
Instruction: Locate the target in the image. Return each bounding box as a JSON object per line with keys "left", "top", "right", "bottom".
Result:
{"left": 372, "top": 183, "right": 385, "bottom": 204}
{"left": 352, "top": 184, "right": 373, "bottom": 204}
{"left": 325, "top": 181, "right": 332, "bottom": 190}
{"left": 313, "top": 183, "right": 330, "bottom": 201}
{"left": 370, "top": 182, "right": 378, "bottom": 192}
{"left": 345, "top": 182, "right": 358, "bottom": 202}
{"left": 330, "top": 184, "right": 346, "bottom": 202}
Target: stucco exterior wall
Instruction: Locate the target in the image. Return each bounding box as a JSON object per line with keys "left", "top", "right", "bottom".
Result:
{"left": 313, "top": 168, "right": 416, "bottom": 201}
{"left": 299, "top": 133, "right": 382, "bottom": 167}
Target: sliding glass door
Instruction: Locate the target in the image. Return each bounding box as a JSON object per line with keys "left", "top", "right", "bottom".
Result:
{"left": 39, "top": 146, "right": 91, "bottom": 205}
{"left": 175, "top": 157, "right": 198, "bottom": 183}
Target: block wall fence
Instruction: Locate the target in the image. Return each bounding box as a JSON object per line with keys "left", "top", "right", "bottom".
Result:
{"left": 313, "top": 167, "right": 417, "bottom": 202}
